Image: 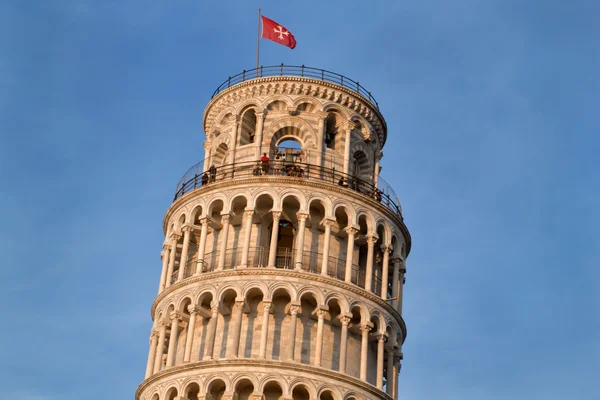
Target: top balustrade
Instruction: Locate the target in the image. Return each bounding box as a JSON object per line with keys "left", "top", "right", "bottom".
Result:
{"left": 173, "top": 159, "right": 403, "bottom": 217}
{"left": 211, "top": 64, "right": 380, "bottom": 110}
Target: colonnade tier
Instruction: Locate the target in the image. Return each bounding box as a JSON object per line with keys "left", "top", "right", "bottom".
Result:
{"left": 144, "top": 273, "right": 403, "bottom": 397}
{"left": 137, "top": 360, "right": 399, "bottom": 400}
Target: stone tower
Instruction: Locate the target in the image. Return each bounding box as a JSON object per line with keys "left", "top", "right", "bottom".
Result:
{"left": 136, "top": 65, "right": 411, "bottom": 400}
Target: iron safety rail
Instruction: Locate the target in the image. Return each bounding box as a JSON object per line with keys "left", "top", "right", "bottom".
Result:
{"left": 173, "top": 160, "right": 402, "bottom": 216}
{"left": 211, "top": 64, "right": 380, "bottom": 109}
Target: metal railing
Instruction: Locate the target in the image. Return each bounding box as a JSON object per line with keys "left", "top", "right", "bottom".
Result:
{"left": 211, "top": 64, "right": 379, "bottom": 109}
{"left": 174, "top": 160, "right": 402, "bottom": 216}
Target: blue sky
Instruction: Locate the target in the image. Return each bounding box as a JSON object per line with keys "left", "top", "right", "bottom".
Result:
{"left": 1, "top": 1, "right": 598, "bottom": 399}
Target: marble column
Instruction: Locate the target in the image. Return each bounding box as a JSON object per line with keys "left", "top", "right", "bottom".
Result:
{"left": 267, "top": 212, "right": 281, "bottom": 268}
{"left": 359, "top": 324, "right": 371, "bottom": 381}
{"left": 203, "top": 141, "right": 212, "bottom": 171}
{"left": 380, "top": 245, "right": 391, "bottom": 300}
{"left": 217, "top": 214, "right": 231, "bottom": 270}
{"left": 391, "top": 258, "right": 400, "bottom": 309}
{"left": 203, "top": 302, "right": 220, "bottom": 360}
{"left": 373, "top": 150, "right": 382, "bottom": 188}
{"left": 338, "top": 315, "right": 351, "bottom": 374}
{"left": 177, "top": 226, "right": 193, "bottom": 281}
{"left": 288, "top": 304, "right": 300, "bottom": 361}
{"left": 153, "top": 322, "right": 167, "bottom": 373}
{"left": 229, "top": 299, "right": 245, "bottom": 358}
{"left": 393, "top": 357, "right": 401, "bottom": 400}
{"left": 240, "top": 209, "right": 254, "bottom": 268}
{"left": 386, "top": 350, "right": 394, "bottom": 396}
{"left": 166, "top": 234, "right": 181, "bottom": 288}
{"left": 376, "top": 334, "right": 387, "bottom": 389}
{"left": 294, "top": 213, "right": 308, "bottom": 270}
{"left": 145, "top": 330, "right": 158, "bottom": 378}
{"left": 254, "top": 111, "right": 265, "bottom": 159}
{"left": 314, "top": 309, "right": 327, "bottom": 366}
{"left": 166, "top": 312, "right": 181, "bottom": 368}
{"left": 398, "top": 260, "right": 406, "bottom": 314}
{"left": 365, "top": 235, "right": 377, "bottom": 292}
{"left": 158, "top": 245, "right": 170, "bottom": 294}
{"left": 196, "top": 218, "right": 209, "bottom": 274}
{"left": 343, "top": 120, "right": 354, "bottom": 174}
{"left": 258, "top": 300, "right": 272, "bottom": 358}
{"left": 320, "top": 219, "right": 335, "bottom": 276}
{"left": 344, "top": 227, "right": 358, "bottom": 283}
{"left": 316, "top": 112, "right": 327, "bottom": 168}
{"left": 230, "top": 115, "right": 240, "bottom": 164}
{"left": 183, "top": 306, "right": 199, "bottom": 363}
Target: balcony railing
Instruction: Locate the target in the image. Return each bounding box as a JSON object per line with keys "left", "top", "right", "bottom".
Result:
{"left": 173, "top": 160, "right": 402, "bottom": 216}
{"left": 211, "top": 64, "right": 379, "bottom": 109}
{"left": 174, "top": 246, "right": 383, "bottom": 295}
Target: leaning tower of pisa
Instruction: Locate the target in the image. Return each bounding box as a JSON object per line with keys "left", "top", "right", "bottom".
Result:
{"left": 136, "top": 65, "right": 410, "bottom": 400}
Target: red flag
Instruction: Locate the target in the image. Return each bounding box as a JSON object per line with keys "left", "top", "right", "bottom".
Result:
{"left": 261, "top": 16, "right": 296, "bottom": 49}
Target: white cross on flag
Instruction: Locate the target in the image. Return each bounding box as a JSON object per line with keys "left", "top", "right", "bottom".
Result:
{"left": 261, "top": 15, "right": 296, "bottom": 49}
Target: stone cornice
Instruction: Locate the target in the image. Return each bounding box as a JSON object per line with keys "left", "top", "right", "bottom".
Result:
{"left": 163, "top": 176, "right": 411, "bottom": 255}
{"left": 135, "top": 359, "right": 392, "bottom": 400}
{"left": 150, "top": 268, "right": 407, "bottom": 343}
{"left": 202, "top": 76, "right": 387, "bottom": 146}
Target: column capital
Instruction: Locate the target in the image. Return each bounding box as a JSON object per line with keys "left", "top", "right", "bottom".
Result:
{"left": 271, "top": 210, "right": 282, "bottom": 221}
{"left": 317, "top": 111, "right": 329, "bottom": 120}
{"left": 220, "top": 213, "right": 231, "bottom": 224}
{"left": 316, "top": 309, "right": 327, "bottom": 319}
{"left": 235, "top": 298, "right": 245, "bottom": 309}
{"left": 187, "top": 305, "right": 200, "bottom": 316}
{"left": 255, "top": 111, "right": 266, "bottom": 120}
{"left": 322, "top": 218, "right": 336, "bottom": 228}
{"left": 289, "top": 304, "right": 300, "bottom": 315}
{"left": 210, "top": 301, "right": 220, "bottom": 314}
{"left": 366, "top": 235, "right": 378, "bottom": 246}
{"left": 360, "top": 322, "right": 374, "bottom": 333}
{"left": 339, "top": 314, "right": 352, "bottom": 325}
{"left": 346, "top": 119, "right": 356, "bottom": 130}
{"left": 233, "top": 115, "right": 241, "bottom": 123}
{"left": 380, "top": 243, "right": 393, "bottom": 253}
{"left": 162, "top": 243, "right": 171, "bottom": 252}
{"left": 181, "top": 225, "right": 194, "bottom": 233}
{"left": 169, "top": 311, "right": 185, "bottom": 321}
{"left": 296, "top": 212, "right": 309, "bottom": 222}
{"left": 262, "top": 300, "right": 273, "bottom": 312}
{"left": 344, "top": 225, "right": 359, "bottom": 236}
{"left": 198, "top": 217, "right": 209, "bottom": 227}
{"left": 376, "top": 332, "right": 389, "bottom": 343}
{"left": 170, "top": 233, "right": 181, "bottom": 242}
{"left": 243, "top": 209, "right": 255, "bottom": 219}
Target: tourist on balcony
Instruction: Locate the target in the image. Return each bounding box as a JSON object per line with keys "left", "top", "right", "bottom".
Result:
{"left": 338, "top": 177, "right": 347, "bottom": 187}
{"left": 253, "top": 161, "right": 262, "bottom": 176}
{"left": 260, "top": 153, "right": 270, "bottom": 175}
{"left": 201, "top": 172, "right": 209, "bottom": 186}
{"left": 284, "top": 152, "right": 294, "bottom": 175}
{"left": 274, "top": 154, "right": 283, "bottom": 175}
{"left": 209, "top": 164, "right": 216, "bottom": 182}
{"left": 294, "top": 155, "right": 304, "bottom": 177}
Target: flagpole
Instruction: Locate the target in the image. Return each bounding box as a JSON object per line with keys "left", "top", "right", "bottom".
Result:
{"left": 256, "top": 8, "right": 261, "bottom": 77}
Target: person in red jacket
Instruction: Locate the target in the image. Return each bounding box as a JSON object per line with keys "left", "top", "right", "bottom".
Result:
{"left": 260, "top": 153, "right": 270, "bottom": 175}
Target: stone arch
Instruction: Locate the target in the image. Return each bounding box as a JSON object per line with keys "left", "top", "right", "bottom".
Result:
{"left": 149, "top": 392, "right": 159, "bottom": 400}
{"left": 265, "top": 116, "right": 318, "bottom": 152}
{"left": 369, "top": 309, "right": 386, "bottom": 333}
{"left": 182, "top": 380, "right": 203, "bottom": 399}
{"left": 320, "top": 102, "right": 351, "bottom": 120}
{"left": 317, "top": 385, "right": 342, "bottom": 400}
{"left": 163, "top": 386, "right": 179, "bottom": 400}
{"left": 296, "top": 285, "right": 324, "bottom": 305}
{"left": 289, "top": 378, "right": 317, "bottom": 400}
{"left": 292, "top": 96, "right": 322, "bottom": 112}
{"left": 349, "top": 300, "right": 369, "bottom": 323}
{"left": 253, "top": 191, "right": 276, "bottom": 211}
{"left": 175, "top": 212, "right": 187, "bottom": 232}
{"left": 343, "top": 392, "right": 363, "bottom": 400}
{"left": 263, "top": 96, "right": 294, "bottom": 112}
{"left": 233, "top": 99, "right": 262, "bottom": 116}
{"left": 207, "top": 195, "right": 228, "bottom": 216}
{"left": 194, "top": 286, "right": 217, "bottom": 306}
{"left": 278, "top": 189, "right": 306, "bottom": 211}
{"left": 177, "top": 294, "right": 194, "bottom": 313}
{"left": 231, "top": 373, "right": 259, "bottom": 394}
{"left": 305, "top": 193, "right": 332, "bottom": 216}
{"left": 375, "top": 218, "right": 391, "bottom": 245}
{"left": 228, "top": 191, "right": 251, "bottom": 214}
{"left": 241, "top": 281, "right": 269, "bottom": 298}
{"left": 332, "top": 200, "right": 355, "bottom": 224}
{"left": 205, "top": 374, "right": 230, "bottom": 399}
{"left": 267, "top": 281, "right": 297, "bottom": 300}
{"left": 324, "top": 292, "right": 350, "bottom": 314}
{"left": 354, "top": 208, "right": 375, "bottom": 233}
{"left": 258, "top": 376, "right": 287, "bottom": 397}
